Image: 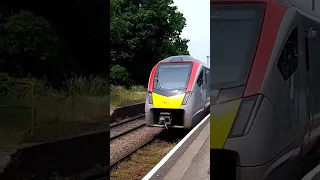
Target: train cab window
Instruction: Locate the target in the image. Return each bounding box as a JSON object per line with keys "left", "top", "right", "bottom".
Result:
{"left": 154, "top": 63, "right": 192, "bottom": 90}
{"left": 277, "top": 28, "right": 298, "bottom": 81}
{"left": 210, "top": 4, "right": 264, "bottom": 89}
{"left": 197, "top": 70, "right": 204, "bottom": 87}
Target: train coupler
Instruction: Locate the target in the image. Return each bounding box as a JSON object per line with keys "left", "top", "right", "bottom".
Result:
{"left": 158, "top": 112, "right": 172, "bottom": 127}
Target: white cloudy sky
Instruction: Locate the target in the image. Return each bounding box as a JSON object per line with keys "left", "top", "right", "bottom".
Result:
{"left": 173, "top": 0, "right": 210, "bottom": 65}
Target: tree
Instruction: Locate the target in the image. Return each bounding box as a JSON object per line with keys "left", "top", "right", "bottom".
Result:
{"left": 110, "top": 0, "right": 190, "bottom": 85}
{"left": 110, "top": 65, "right": 131, "bottom": 86}
{"left": 0, "top": 10, "right": 61, "bottom": 78}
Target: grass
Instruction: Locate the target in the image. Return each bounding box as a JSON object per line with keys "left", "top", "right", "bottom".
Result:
{"left": 110, "top": 140, "right": 177, "bottom": 180}
{"left": 0, "top": 73, "right": 146, "bottom": 149}
{"left": 110, "top": 85, "right": 146, "bottom": 111}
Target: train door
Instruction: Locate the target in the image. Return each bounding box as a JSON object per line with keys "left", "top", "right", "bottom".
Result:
{"left": 203, "top": 69, "right": 207, "bottom": 107}
{"left": 267, "top": 26, "right": 302, "bottom": 180}
{"left": 203, "top": 69, "right": 208, "bottom": 103}
{"left": 203, "top": 69, "right": 209, "bottom": 112}
{"left": 205, "top": 70, "right": 210, "bottom": 101}
{"left": 287, "top": 20, "right": 305, "bottom": 160}
{"left": 196, "top": 69, "right": 205, "bottom": 111}
{"left": 275, "top": 26, "right": 299, "bottom": 135}
{"left": 298, "top": 24, "right": 314, "bottom": 157}
{"left": 281, "top": 19, "right": 314, "bottom": 179}
{"left": 308, "top": 24, "right": 320, "bottom": 142}
{"left": 302, "top": 21, "right": 320, "bottom": 153}
{"left": 201, "top": 70, "right": 206, "bottom": 108}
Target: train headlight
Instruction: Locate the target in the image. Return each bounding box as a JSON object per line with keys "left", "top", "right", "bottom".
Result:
{"left": 182, "top": 92, "right": 192, "bottom": 105}
{"left": 148, "top": 92, "right": 153, "bottom": 104}
{"left": 229, "top": 95, "right": 263, "bottom": 137}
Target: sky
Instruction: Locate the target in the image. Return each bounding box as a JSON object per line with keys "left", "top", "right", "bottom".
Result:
{"left": 173, "top": 0, "right": 210, "bottom": 65}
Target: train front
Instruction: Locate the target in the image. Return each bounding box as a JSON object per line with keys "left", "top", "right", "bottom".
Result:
{"left": 145, "top": 57, "right": 198, "bottom": 129}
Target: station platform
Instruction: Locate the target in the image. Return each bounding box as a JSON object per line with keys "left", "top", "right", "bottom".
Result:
{"left": 142, "top": 114, "right": 210, "bottom": 180}
{"left": 302, "top": 163, "right": 320, "bottom": 180}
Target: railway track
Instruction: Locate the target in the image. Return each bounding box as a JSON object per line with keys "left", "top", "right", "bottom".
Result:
{"left": 73, "top": 115, "right": 150, "bottom": 180}
{"left": 81, "top": 130, "right": 157, "bottom": 180}
{"left": 110, "top": 134, "right": 156, "bottom": 168}
{"left": 110, "top": 115, "right": 146, "bottom": 141}
{"left": 74, "top": 115, "right": 191, "bottom": 180}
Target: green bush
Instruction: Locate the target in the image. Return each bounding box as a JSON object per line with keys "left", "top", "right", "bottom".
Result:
{"left": 63, "top": 73, "right": 109, "bottom": 97}
{"left": 110, "top": 65, "right": 131, "bottom": 86}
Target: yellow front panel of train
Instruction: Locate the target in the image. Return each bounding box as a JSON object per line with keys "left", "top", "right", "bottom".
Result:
{"left": 152, "top": 93, "right": 185, "bottom": 109}
{"left": 210, "top": 98, "right": 242, "bottom": 149}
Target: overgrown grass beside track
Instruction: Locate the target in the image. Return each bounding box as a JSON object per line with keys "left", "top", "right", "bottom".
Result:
{"left": 111, "top": 140, "right": 177, "bottom": 180}
{"left": 110, "top": 85, "right": 146, "bottom": 111}
{"left": 110, "top": 129, "right": 189, "bottom": 180}
{"left": 0, "top": 73, "right": 146, "bottom": 149}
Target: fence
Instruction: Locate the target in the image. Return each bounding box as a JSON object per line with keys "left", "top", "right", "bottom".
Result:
{"left": 0, "top": 81, "right": 109, "bottom": 149}
{"left": 0, "top": 81, "right": 34, "bottom": 131}
{"left": 0, "top": 82, "right": 146, "bottom": 149}
{"left": 0, "top": 81, "right": 34, "bottom": 149}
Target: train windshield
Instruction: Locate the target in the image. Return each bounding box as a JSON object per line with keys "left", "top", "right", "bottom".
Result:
{"left": 154, "top": 63, "right": 192, "bottom": 90}
{"left": 210, "top": 3, "right": 264, "bottom": 89}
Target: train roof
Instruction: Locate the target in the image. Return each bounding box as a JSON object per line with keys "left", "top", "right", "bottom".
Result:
{"left": 283, "top": 0, "right": 320, "bottom": 23}
{"left": 210, "top": 0, "right": 320, "bottom": 23}
{"left": 160, "top": 55, "right": 210, "bottom": 69}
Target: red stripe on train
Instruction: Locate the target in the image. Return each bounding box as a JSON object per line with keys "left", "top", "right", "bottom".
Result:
{"left": 148, "top": 63, "right": 159, "bottom": 92}
{"left": 187, "top": 61, "right": 200, "bottom": 92}
{"left": 244, "top": 1, "right": 288, "bottom": 96}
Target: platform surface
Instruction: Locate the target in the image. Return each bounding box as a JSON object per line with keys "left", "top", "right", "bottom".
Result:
{"left": 163, "top": 121, "right": 210, "bottom": 180}
{"left": 302, "top": 162, "right": 320, "bottom": 180}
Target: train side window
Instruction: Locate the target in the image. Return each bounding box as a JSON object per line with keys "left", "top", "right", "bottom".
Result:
{"left": 197, "top": 70, "right": 204, "bottom": 87}
{"left": 277, "top": 28, "right": 298, "bottom": 81}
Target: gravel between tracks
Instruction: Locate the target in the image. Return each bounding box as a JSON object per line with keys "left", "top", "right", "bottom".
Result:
{"left": 110, "top": 118, "right": 145, "bottom": 139}
{"left": 110, "top": 126, "right": 163, "bottom": 164}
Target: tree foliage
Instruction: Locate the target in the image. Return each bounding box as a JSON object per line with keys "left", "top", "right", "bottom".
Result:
{"left": 0, "top": 10, "right": 61, "bottom": 78}
{"left": 110, "top": 0, "right": 190, "bottom": 85}
{"left": 0, "top": 0, "right": 189, "bottom": 87}
{"left": 0, "top": 1, "right": 108, "bottom": 88}
{"left": 110, "top": 65, "right": 131, "bottom": 86}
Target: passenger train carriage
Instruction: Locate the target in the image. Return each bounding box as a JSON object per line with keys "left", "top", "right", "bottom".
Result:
{"left": 145, "top": 55, "right": 210, "bottom": 129}
{"left": 211, "top": 0, "right": 320, "bottom": 179}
